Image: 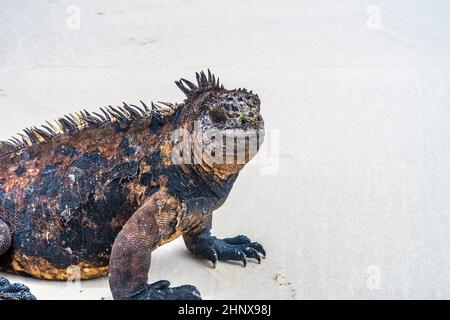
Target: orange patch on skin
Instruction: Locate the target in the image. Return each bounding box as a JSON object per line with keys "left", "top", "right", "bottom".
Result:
{"left": 211, "top": 163, "right": 245, "bottom": 180}
{"left": 9, "top": 252, "right": 108, "bottom": 280}
{"left": 139, "top": 161, "right": 151, "bottom": 174}
{"left": 126, "top": 182, "right": 147, "bottom": 206}
{"left": 159, "top": 141, "right": 173, "bottom": 165}
{"left": 158, "top": 230, "right": 182, "bottom": 247}
{"left": 1, "top": 166, "right": 40, "bottom": 194}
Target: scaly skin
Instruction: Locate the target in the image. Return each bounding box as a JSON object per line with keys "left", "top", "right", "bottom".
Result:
{"left": 0, "top": 70, "right": 265, "bottom": 300}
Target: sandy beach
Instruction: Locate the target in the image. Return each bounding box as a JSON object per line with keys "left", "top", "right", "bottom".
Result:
{"left": 1, "top": 0, "right": 450, "bottom": 299}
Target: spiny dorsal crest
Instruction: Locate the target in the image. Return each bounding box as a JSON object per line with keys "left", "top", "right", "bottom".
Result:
{"left": 0, "top": 100, "right": 176, "bottom": 158}
{"left": 0, "top": 69, "right": 219, "bottom": 159}
{"left": 175, "top": 69, "right": 223, "bottom": 99}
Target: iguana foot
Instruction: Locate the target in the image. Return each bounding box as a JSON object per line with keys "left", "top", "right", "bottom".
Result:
{"left": 191, "top": 233, "right": 266, "bottom": 268}
{"left": 0, "top": 277, "right": 36, "bottom": 300}
{"left": 133, "top": 280, "right": 201, "bottom": 300}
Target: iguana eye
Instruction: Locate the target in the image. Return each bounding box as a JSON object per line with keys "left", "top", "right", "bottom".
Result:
{"left": 209, "top": 109, "right": 227, "bottom": 123}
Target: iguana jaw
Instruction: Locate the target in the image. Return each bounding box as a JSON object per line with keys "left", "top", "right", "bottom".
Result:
{"left": 186, "top": 122, "right": 264, "bottom": 180}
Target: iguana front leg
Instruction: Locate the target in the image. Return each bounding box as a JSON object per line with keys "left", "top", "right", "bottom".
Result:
{"left": 183, "top": 214, "right": 266, "bottom": 268}
{"left": 0, "top": 218, "right": 36, "bottom": 300}
{"left": 108, "top": 191, "right": 201, "bottom": 300}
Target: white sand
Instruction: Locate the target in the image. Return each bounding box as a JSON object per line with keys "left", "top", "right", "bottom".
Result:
{"left": 1, "top": 0, "right": 450, "bottom": 299}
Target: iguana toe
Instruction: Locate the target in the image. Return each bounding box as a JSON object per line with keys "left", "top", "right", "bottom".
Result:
{"left": 0, "top": 277, "right": 36, "bottom": 300}
{"left": 222, "top": 235, "right": 252, "bottom": 245}
{"left": 223, "top": 235, "right": 267, "bottom": 256}
{"left": 133, "top": 280, "right": 202, "bottom": 300}
{"left": 191, "top": 233, "right": 266, "bottom": 268}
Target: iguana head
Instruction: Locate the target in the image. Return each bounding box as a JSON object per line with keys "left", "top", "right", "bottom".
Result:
{"left": 173, "top": 70, "right": 264, "bottom": 178}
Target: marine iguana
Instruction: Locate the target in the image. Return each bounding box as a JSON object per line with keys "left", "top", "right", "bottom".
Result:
{"left": 0, "top": 70, "right": 265, "bottom": 300}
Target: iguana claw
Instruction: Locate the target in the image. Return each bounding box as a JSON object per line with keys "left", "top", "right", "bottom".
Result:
{"left": 133, "top": 280, "right": 202, "bottom": 300}
{"left": 192, "top": 233, "right": 266, "bottom": 268}
{"left": 0, "top": 277, "right": 36, "bottom": 300}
